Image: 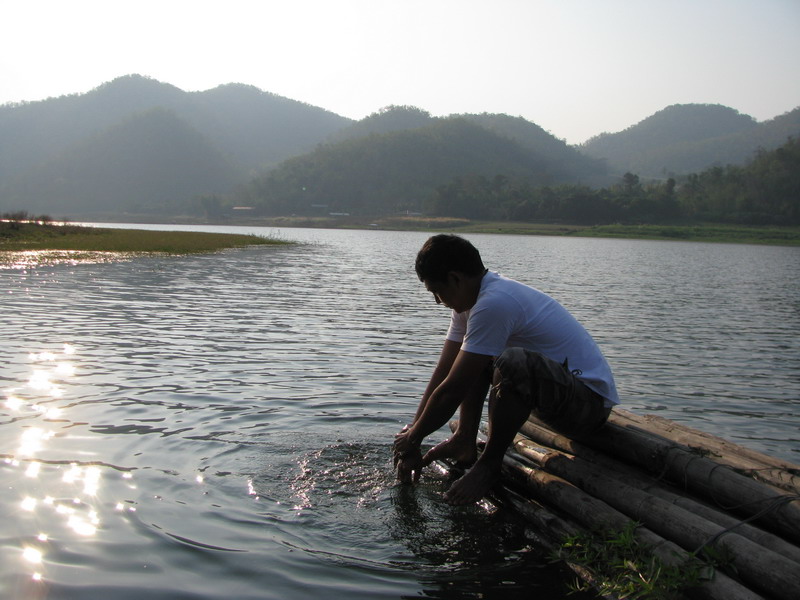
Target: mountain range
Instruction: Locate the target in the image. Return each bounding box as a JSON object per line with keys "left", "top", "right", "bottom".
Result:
{"left": 0, "top": 74, "right": 797, "bottom": 218}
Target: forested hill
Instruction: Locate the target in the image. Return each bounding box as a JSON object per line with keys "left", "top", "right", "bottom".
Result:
{"left": 328, "top": 106, "right": 600, "bottom": 174}
{"left": 237, "top": 110, "right": 608, "bottom": 216}
{"left": 581, "top": 103, "right": 800, "bottom": 177}
{"left": 459, "top": 113, "right": 605, "bottom": 181}
{"left": 10, "top": 108, "right": 244, "bottom": 215}
{"left": 327, "top": 105, "right": 435, "bottom": 141}
{"left": 0, "top": 75, "right": 351, "bottom": 215}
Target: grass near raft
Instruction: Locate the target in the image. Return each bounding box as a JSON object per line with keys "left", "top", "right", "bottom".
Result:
{"left": 0, "top": 221, "right": 286, "bottom": 254}
{"left": 555, "top": 521, "right": 715, "bottom": 599}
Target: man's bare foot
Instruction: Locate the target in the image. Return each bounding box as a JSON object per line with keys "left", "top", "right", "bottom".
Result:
{"left": 443, "top": 461, "right": 499, "bottom": 505}
{"left": 421, "top": 436, "right": 477, "bottom": 468}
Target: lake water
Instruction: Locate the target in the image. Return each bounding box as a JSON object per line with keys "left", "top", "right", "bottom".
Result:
{"left": 1, "top": 225, "right": 798, "bottom": 599}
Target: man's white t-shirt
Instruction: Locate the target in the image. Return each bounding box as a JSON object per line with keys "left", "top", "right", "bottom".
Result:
{"left": 446, "top": 271, "right": 619, "bottom": 405}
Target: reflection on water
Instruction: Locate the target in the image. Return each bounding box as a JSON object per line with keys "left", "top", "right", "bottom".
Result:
{"left": 1, "top": 226, "right": 798, "bottom": 599}
{"left": 3, "top": 344, "right": 88, "bottom": 584}
{"left": 0, "top": 250, "right": 137, "bottom": 270}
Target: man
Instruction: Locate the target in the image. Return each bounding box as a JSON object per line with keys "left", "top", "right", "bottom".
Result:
{"left": 393, "top": 234, "right": 618, "bottom": 505}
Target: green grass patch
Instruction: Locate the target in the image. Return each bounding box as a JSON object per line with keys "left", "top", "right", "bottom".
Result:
{"left": 556, "top": 522, "right": 713, "bottom": 599}
{"left": 0, "top": 221, "right": 285, "bottom": 254}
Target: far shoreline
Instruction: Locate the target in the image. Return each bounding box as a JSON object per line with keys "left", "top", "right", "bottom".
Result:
{"left": 74, "top": 214, "right": 800, "bottom": 247}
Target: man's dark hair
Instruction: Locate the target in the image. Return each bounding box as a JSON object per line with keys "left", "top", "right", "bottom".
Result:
{"left": 415, "top": 234, "right": 485, "bottom": 282}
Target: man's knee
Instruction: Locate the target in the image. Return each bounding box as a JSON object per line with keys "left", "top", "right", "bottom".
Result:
{"left": 491, "top": 365, "right": 502, "bottom": 387}
{"left": 493, "top": 348, "right": 565, "bottom": 407}
{"left": 493, "top": 347, "right": 608, "bottom": 437}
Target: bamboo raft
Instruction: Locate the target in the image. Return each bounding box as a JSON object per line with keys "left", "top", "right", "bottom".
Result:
{"left": 450, "top": 408, "right": 800, "bottom": 600}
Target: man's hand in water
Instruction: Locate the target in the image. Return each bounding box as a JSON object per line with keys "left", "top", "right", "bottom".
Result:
{"left": 394, "top": 426, "right": 423, "bottom": 483}
{"left": 395, "top": 448, "right": 424, "bottom": 483}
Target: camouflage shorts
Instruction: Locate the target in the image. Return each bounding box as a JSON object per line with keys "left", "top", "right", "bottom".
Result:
{"left": 493, "top": 347, "right": 611, "bottom": 439}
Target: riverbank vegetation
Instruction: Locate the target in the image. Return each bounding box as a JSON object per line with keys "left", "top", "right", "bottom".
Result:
{"left": 0, "top": 216, "right": 282, "bottom": 254}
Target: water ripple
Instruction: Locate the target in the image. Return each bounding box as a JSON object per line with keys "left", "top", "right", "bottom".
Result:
{"left": 1, "top": 228, "right": 797, "bottom": 598}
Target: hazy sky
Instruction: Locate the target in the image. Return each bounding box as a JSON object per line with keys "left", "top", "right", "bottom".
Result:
{"left": 2, "top": 0, "right": 798, "bottom": 144}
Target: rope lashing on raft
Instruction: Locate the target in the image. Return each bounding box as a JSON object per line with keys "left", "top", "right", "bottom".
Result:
{"left": 655, "top": 445, "right": 798, "bottom": 512}
{"left": 691, "top": 493, "right": 800, "bottom": 554}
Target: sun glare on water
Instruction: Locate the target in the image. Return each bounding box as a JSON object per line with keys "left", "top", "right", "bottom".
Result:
{"left": 0, "top": 250, "right": 135, "bottom": 270}
{"left": 2, "top": 343, "right": 138, "bottom": 584}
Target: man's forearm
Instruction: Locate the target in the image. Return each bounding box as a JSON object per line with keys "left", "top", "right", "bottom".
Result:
{"left": 407, "top": 386, "right": 463, "bottom": 446}
{"left": 413, "top": 369, "right": 447, "bottom": 423}
{"left": 412, "top": 340, "right": 462, "bottom": 424}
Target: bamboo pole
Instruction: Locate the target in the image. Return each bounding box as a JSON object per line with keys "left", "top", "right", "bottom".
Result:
{"left": 610, "top": 409, "right": 800, "bottom": 494}
{"left": 500, "top": 453, "right": 764, "bottom": 600}
{"left": 549, "top": 415, "right": 800, "bottom": 544}
{"left": 646, "top": 485, "right": 800, "bottom": 566}
{"left": 511, "top": 438, "right": 800, "bottom": 600}
{"left": 518, "top": 421, "right": 800, "bottom": 565}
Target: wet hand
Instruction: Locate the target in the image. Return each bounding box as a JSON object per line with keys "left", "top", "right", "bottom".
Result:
{"left": 393, "top": 425, "right": 416, "bottom": 462}
{"left": 395, "top": 447, "right": 423, "bottom": 484}
{"left": 394, "top": 426, "right": 423, "bottom": 483}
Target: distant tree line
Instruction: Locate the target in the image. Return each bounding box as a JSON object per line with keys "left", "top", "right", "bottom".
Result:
{"left": 679, "top": 137, "right": 799, "bottom": 224}
{"left": 1, "top": 211, "right": 55, "bottom": 223}
{"left": 426, "top": 137, "right": 800, "bottom": 225}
